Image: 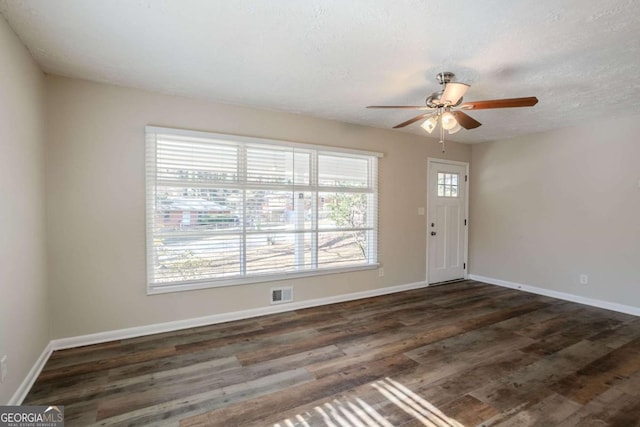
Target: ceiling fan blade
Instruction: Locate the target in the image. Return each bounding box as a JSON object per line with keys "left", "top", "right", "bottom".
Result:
{"left": 451, "top": 111, "right": 482, "bottom": 129}
{"left": 441, "top": 82, "right": 469, "bottom": 105}
{"left": 393, "top": 112, "right": 435, "bottom": 128}
{"left": 459, "top": 97, "right": 538, "bottom": 110}
{"left": 367, "top": 105, "right": 433, "bottom": 110}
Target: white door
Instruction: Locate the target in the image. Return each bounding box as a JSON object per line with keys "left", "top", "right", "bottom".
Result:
{"left": 428, "top": 160, "right": 467, "bottom": 284}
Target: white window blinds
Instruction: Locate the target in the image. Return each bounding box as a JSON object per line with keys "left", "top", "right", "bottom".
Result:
{"left": 145, "top": 126, "right": 381, "bottom": 293}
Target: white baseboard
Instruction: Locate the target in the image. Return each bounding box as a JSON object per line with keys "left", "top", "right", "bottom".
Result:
{"left": 469, "top": 274, "right": 640, "bottom": 316}
{"left": 8, "top": 342, "right": 53, "bottom": 405}
{"left": 51, "top": 281, "right": 428, "bottom": 351}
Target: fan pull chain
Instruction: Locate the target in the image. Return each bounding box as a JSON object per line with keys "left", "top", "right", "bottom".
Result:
{"left": 439, "top": 107, "right": 446, "bottom": 153}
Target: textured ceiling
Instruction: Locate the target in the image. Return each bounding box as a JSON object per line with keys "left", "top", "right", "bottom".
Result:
{"left": 1, "top": 0, "right": 640, "bottom": 143}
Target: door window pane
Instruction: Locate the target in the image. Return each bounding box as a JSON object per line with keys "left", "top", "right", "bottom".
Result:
{"left": 437, "top": 173, "right": 459, "bottom": 198}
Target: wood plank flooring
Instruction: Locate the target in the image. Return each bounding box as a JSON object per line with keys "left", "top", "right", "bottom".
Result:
{"left": 24, "top": 280, "right": 640, "bottom": 426}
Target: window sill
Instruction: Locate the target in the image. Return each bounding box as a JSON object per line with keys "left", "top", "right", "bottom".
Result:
{"left": 147, "top": 264, "right": 380, "bottom": 295}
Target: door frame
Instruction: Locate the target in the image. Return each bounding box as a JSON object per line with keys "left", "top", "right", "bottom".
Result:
{"left": 426, "top": 158, "right": 470, "bottom": 285}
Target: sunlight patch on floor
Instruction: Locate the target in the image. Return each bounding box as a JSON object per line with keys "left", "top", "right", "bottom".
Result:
{"left": 274, "top": 377, "right": 465, "bottom": 427}
{"left": 372, "top": 377, "right": 465, "bottom": 427}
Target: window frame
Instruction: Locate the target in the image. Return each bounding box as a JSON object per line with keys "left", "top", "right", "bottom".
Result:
{"left": 145, "top": 126, "right": 382, "bottom": 295}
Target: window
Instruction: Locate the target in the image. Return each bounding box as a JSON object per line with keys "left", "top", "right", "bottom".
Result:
{"left": 146, "top": 126, "right": 381, "bottom": 293}
{"left": 437, "top": 172, "right": 459, "bottom": 197}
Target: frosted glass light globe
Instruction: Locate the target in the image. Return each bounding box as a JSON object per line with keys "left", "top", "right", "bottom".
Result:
{"left": 441, "top": 111, "right": 457, "bottom": 130}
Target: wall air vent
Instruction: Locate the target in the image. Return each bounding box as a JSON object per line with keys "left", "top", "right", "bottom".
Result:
{"left": 270, "top": 286, "right": 293, "bottom": 304}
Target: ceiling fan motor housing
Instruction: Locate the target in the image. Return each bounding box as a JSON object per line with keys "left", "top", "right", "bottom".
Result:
{"left": 426, "top": 91, "right": 444, "bottom": 108}
{"left": 426, "top": 72, "right": 465, "bottom": 107}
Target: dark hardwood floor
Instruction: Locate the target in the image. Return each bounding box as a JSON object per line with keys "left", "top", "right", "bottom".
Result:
{"left": 24, "top": 280, "right": 640, "bottom": 426}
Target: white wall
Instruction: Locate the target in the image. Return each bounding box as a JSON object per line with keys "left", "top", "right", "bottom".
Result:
{"left": 45, "top": 76, "right": 471, "bottom": 339}
{"left": 470, "top": 117, "right": 640, "bottom": 308}
{"left": 0, "top": 17, "right": 48, "bottom": 404}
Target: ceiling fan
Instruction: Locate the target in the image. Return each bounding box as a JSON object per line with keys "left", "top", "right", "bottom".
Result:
{"left": 367, "top": 72, "right": 538, "bottom": 139}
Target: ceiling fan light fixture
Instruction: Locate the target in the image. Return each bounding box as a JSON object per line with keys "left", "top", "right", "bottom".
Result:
{"left": 441, "top": 111, "right": 458, "bottom": 130}
{"left": 421, "top": 116, "right": 437, "bottom": 133}
{"left": 447, "top": 122, "right": 462, "bottom": 134}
